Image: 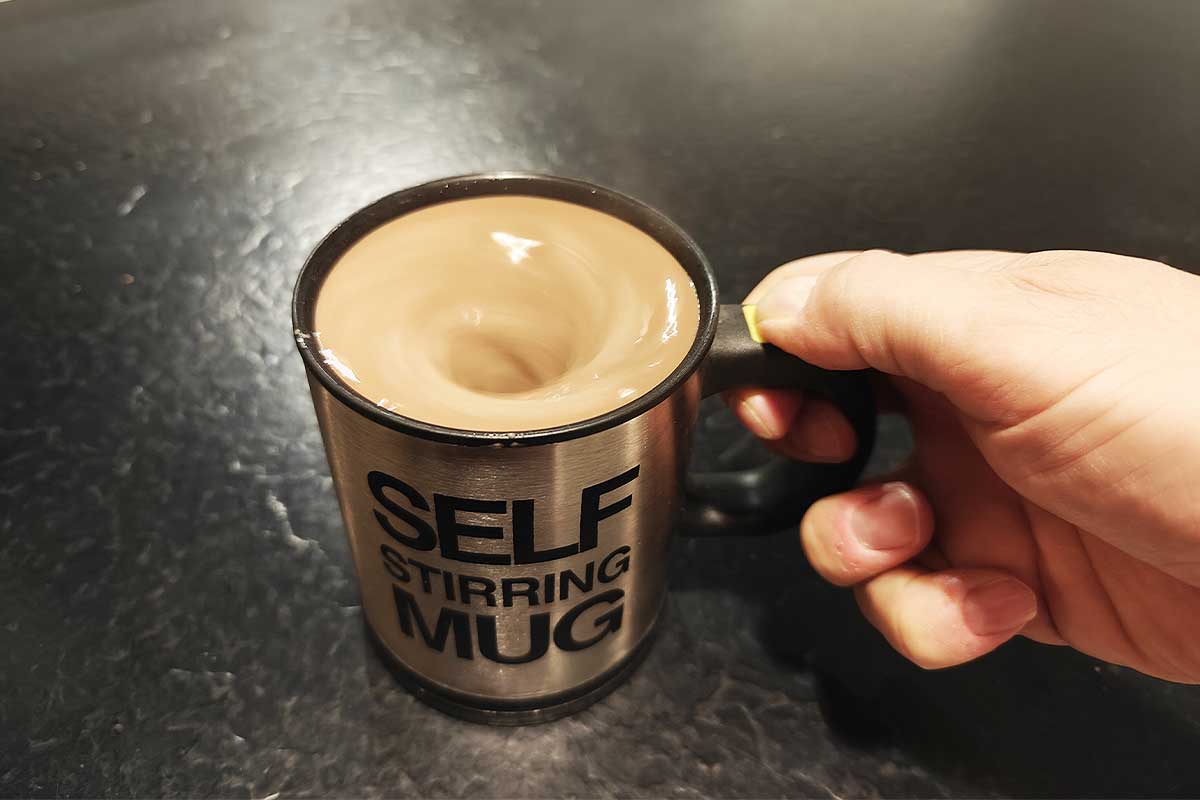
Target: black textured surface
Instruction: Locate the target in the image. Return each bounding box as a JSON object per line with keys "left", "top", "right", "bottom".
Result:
{"left": 4, "top": 1, "right": 1200, "bottom": 797}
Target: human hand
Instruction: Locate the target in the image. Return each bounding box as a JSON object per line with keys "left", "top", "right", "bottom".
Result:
{"left": 727, "top": 250, "right": 1200, "bottom": 682}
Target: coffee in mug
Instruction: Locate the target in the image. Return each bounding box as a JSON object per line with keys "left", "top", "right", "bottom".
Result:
{"left": 312, "top": 195, "right": 701, "bottom": 431}
{"left": 293, "top": 174, "right": 875, "bottom": 724}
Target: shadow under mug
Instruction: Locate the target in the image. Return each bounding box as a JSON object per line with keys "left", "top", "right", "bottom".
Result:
{"left": 292, "top": 173, "right": 875, "bottom": 724}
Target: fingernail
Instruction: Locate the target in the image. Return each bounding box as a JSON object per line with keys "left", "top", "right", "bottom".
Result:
{"left": 963, "top": 579, "right": 1038, "bottom": 636}
{"left": 756, "top": 274, "right": 819, "bottom": 326}
{"left": 847, "top": 482, "right": 921, "bottom": 550}
{"left": 737, "top": 394, "right": 782, "bottom": 439}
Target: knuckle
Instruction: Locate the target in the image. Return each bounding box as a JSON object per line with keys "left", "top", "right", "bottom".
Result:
{"left": 821, "top": 250, "right": 909, "bottom": 366}
{"left": 835, "top": 249, "right": 905, "bottom": 287}
{"left": 1001, "top": 250, "right": 1129, "bottom": 303}
{"left": 1002, "top": 253, "right": 1079, "bottom": 298}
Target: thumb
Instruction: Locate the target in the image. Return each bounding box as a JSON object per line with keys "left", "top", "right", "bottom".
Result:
{"left": 754, "top": 249, "right": 1039, "bottom": 423}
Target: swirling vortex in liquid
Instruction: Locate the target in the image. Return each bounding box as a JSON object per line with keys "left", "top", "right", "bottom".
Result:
{"left": 313, "top": 195, "right": 700, "bottom": 433}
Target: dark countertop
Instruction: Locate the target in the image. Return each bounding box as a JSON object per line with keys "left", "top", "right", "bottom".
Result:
{"left": 4, "top": 1, "right": 1200, "bottom": 797}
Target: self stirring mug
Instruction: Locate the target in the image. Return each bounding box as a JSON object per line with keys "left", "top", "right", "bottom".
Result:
{"left": 293, "top": 173, "right": 875, "bottom": 724}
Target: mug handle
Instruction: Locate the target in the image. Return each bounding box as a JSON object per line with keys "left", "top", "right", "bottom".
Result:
{"left": 681, "top": 304, "right": 877, "bottom": 535}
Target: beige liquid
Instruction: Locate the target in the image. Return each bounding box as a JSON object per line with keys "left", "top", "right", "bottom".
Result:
{"left": 312, "top": 195, "right": 701, "bottom": 432}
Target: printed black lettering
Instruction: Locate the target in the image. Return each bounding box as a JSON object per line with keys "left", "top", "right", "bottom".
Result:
{"left": 579, "top": 466, "right": 639, "bottom": 553}
{"left": 459, "top": 575, "right": 498, "bottom": 607}
{"left": 368, "top": 471, "right": 436, "bottom": 551}
{"left": 512, "top": 498, "right": 577, "bottom": 564}
{"left": 380, "top": 544, "right": 411, "bottom": 582}
{"left": 392, "top": 585, "right": 472, "bottom": 659}
{"left": 598, "top": 545, "right": 631, "bottom": 582}
{"left": 559, "top": 561, "right": 594, "bottom": 600}
{"left": 477, "top": 612, "right": 551, "bottom": 664}
{"left": 407, "top": 557, "right": 441, "bottom": 594}
{"left": 434, "top": 494, "right": 511, "bottom": 565}
{"left": 501, "top": 577, "right": 541, "bottom": 607}
{"left": 553, "top": 589, "right": 625, "bottom": 651}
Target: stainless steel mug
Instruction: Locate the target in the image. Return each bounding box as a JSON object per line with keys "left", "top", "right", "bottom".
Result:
{"left": 292, "top": 174, "right": 875, "bottom": 724}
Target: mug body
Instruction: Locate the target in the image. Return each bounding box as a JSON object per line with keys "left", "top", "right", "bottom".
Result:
{"left": 306, "top": 370, "right": 699, "bottom": 720}
{"left": 294, "top": 173, "right": 721, "bottom": 722}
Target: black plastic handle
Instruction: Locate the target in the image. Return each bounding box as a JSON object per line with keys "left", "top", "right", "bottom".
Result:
{"left": 681, "top": 304, "right": 876, "bottom": 535}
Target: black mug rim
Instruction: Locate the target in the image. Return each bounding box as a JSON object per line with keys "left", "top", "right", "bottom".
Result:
{"left": 292, "top": 172, "right": 720, "bottom": 447}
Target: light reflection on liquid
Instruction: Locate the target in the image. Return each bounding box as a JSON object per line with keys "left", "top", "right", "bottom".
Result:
{"left": 319, "top": 347, "right": 361, "bottom": 384}
{"left": 661, "top": 278, "right": 679, "bottom": 342}
{"left": 490, "top": 231, "right": 543, "bottom": 264}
